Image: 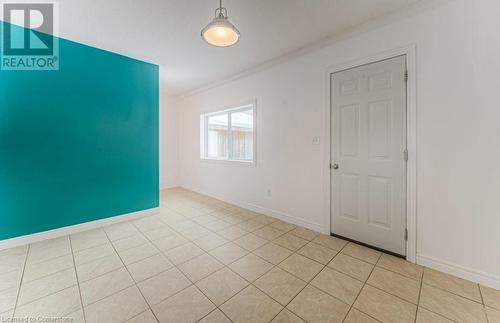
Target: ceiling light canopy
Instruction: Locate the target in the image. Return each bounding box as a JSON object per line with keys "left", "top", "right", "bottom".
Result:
{"left": 201, "top": 0, "right": 240, "bottom": 47}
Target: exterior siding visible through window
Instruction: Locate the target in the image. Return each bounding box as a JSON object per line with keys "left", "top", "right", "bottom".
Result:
{"left": 200, "top": 104, "right": 255, "bottom": 163}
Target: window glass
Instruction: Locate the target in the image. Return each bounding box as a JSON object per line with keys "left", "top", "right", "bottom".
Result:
{"left": 206, "top": 113, "right": 228, "bottom": 159}
{"left": 231, "top": 109, "right": 254, "bottom": 160}
{"left": 201, "top": 104, "right": 255, "bottom": 163}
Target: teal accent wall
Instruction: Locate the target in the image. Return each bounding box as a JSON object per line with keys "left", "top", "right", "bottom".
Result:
{"left": 0, "top": 23, "right": 159, "bottom": 240}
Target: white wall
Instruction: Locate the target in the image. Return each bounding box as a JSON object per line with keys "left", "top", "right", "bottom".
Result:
{"left": 159, "top": 91, "right": 179, "bottom": 189}
{"left": 177, "top": 0, "right": 500, "bottom": 289}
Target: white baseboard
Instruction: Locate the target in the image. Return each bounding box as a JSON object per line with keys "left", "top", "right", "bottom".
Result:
{"left": 0, "top": 207, "right": 159, "bottom": 251}
{"left": 160, "top": 184, "right": 178, "bottom": 190}
{"left": 182, "top": 186, "right": 326, "bottom": 234}
{"left": 417, "top": 254, "right": 500, "bottom": 290}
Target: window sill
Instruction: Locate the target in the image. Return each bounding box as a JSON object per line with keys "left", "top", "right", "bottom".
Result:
{"left": 200, "top": 157, "right": 256, "bottom": 167}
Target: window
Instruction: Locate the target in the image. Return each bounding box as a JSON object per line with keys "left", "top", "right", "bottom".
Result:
{"left": 200, "top": 104, "right": 255, "bottom": 163}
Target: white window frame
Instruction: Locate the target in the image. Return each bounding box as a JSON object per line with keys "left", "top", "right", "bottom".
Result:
{"left": 200, "top": 102, "right": 257, "bottom": 165}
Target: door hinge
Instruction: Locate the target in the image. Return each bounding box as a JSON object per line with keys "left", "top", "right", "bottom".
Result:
{"left": 403, "top": 148, "right": 408, "bottom": 162}
{"left": 405, "top": 229, "right": 408, "bottom": 241}
{"left": 404, "top": 70, "right": 409, "bottom": 82}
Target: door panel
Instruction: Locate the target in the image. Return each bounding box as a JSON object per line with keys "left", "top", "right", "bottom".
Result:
{"left": 340, "top": 174, "right": 360, "bottom": 221}
{"left": 368, "top": 175, "right": 391, "bottom": 229}
{"left": 368, "top": 100, "right": 391, "bottom": 159}
{"left": 340, "top": 104, "right": 360, "bottom": 158}
{"left": 331, "top": 55, "right": 407, "bottom": 256}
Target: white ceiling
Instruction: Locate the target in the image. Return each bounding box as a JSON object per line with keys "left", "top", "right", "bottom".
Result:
{"left": 58, "top": 0, "right": 421, "bottom": 95}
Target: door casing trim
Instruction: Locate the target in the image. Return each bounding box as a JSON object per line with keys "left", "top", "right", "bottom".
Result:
{"left": 323, "top": 44, "right": 417, "bottom": 262}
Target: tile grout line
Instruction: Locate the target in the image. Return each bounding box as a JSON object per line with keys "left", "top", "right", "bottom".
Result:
{"left": 78, "top": 274, "right": 134, "bottom": 308}
{"left": 20, "top": 253, "right": 74, "bottom": 284}
{"left": 375, "top": 262, "right": 422, "bottom": 282}
{"left": 68, "top": 243, "right": 149, "bottom": 285}
{"left": 350, "top": 254, "right": 464, "bottom": 323}
{"left": 164, "top": 194, "right": 420, "bottom": 322}
{"left": 479, "top": 284, "right": 485, "bottom": 305}
{"left": 478, "top": 285, "right": 491, "bottom": 323}
{"left": 164, "top": 201, "right": 310, "bottom": 290}
{"left": 196, "top": 307, "right": 233, "bottom": 323}
{"left": 326, "top": 252, "right": 376, "bottom": 283}
{"left": 373, "top": 256, "right": 484, "bottom": 318}
{"left": 16, "top": 248, "right": 417, "bottom": 323}
{"left": 8, "top": 242, "right": 80, "bottom": 310}
{"left": 418, "top": 305, "right": 460, "bottom": 323}
{"left": 131, "top": 219, "right": 229, "bottom": 323}
{"left": 67, "top": 236, "right": 206, "bottom": 311}
{"left": 241, "top": 236, "right": 347, "bottom": 322}
{"left": 217, "top": 262, "right": 285, "bottom": 322}
{"left": 267, "top": 267, "right": 327, "bottom": 321}
{"left": 421, "top": 266, "right": 486, "bottom": 304}
{"left": 7, "top": 190, "right": 492, "bottom": 323}
{"left": 270, "top": 239, "right": 353, "bottom": 322}
{"left": 13, "top": 285, "right": 80, "bottom": 312}
{"left": 12, "top": 234, "right": 162, "bottom": 296}
{"left": 126, "top": 309, "right": 155, "bottom": 322}
{"left": 364, "top": 280, "right": 420, "bottom": 306}
{"left": 385, "top": 259, "right": 471, "bottom": 323}
{"left": 11, "top": 244, "right": 30, "bottom": 318}
{"left": 155, "top": 208, "right": 306, "bottom": 321}
{"left": 167, "top": 213, "right": 253, "bottom": 253}
{"left": 189, "top": 220, "right": 346, "bottom": 322}
{"left": 414, "top": 267, "right": 424, "bottom": 323}
{"left": 71, "top": 240, "right": 110, "bottom": 255}
{"left": 68, "top": 235, "right": 87, "bottom": 323}
{"left": 420, "top": 280, "right": 486, "bottom": 305}
{"left": 102, "top": 226, "right": 162, "bottom": 323}
{"left": 74, "top": 256, "right": 194, "bottom": 310}
{"left": 341, "top": 252, "right": 384, "bottom": 323}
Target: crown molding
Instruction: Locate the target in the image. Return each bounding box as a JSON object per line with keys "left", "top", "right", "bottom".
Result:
{"left": 178, "top": 0, "right": 450, "bottom": 100}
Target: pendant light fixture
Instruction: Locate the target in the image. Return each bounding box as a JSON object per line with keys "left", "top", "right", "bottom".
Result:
{"left": 201, "top": 0, "right": 240, "bottom": 47}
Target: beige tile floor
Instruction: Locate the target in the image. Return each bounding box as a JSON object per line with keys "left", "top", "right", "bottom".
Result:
{"left": 1, "top": 188, "right": 499, "bottom": 322}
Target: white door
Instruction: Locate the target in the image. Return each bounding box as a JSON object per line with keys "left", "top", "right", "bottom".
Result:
{"left": 330, "top": 55, "right": 407, "bottom": 256}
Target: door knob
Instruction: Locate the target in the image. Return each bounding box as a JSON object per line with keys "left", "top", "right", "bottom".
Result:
{"left": 332, "top": 163, "right": 339, "bottom": 170}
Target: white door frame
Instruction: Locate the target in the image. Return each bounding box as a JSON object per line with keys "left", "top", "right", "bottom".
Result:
{"left": 324, "top": 44, "right": 417, "bottom": 262}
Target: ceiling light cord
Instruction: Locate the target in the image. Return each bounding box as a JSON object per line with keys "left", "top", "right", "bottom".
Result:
{"left": 215, "top": 3, "right": 228, "bottom": 19}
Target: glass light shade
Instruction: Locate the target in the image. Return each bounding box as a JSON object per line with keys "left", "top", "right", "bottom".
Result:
{"left": 201, "top": 17, "right": 240, "bottom": 47}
